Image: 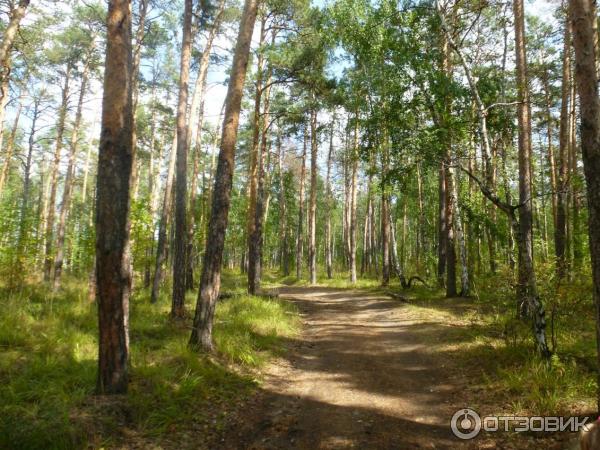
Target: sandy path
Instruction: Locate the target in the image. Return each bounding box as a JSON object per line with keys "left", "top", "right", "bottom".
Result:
{"left": 217, "top": 287, "right": 478, "bottom": 449}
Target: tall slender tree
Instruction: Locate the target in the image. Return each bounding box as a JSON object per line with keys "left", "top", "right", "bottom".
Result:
{"left": 95, "top": 0, "right": 134, "bottom": 394}
{"left": 189, "top": 0, "right": 259, "bottom": 352}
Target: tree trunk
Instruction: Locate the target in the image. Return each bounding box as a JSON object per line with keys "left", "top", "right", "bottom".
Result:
{"left": 43, "top": 65, "right": 71, "bottom": 281}
{"left": 437, "top": 162, "right": 447, "bottom": 288}
{"left": 0, "top": 98, "right": 22, "bottom": 196}
{"left": 381, "top": 134, "right": 390, "bottom": 287}
{"left": 54, "top": 64, "right": 90, "bottom": 288}
{"left": 308, "top": 106, "right": 318, "bottom": 285}
{"left": 17, "top": 97, "right": 41, "bottom": 260}
{"left": 128, "top": 0, "right": 149, "bottom": 203}
{"left": 570, "top": 0, "right": 600, "bottom": 409}
{"left": 514, "top": 0, "right": 550, "bottom": 356}
{"left": 277, "top": 129, "right": 289, "bottom": 275}
{"left": 445, "top": 162, "right": 457, "bottom": 297}
{"left": 415, "top": 161, "right": 425, "bottom": 272}
{"left": 150, "top": 134, "right": 177, "bottom": 303}
{"left": 171, "top": 0, "right": 193, "bottom": 318}
{"left": 325, "top": 119, "right": 334, "bottom": 279}
{"left": 452, "top": 168, "right": 469, "bottom": 296}
{"left": 95, "top": 0, "right": 134, "bottom": 394}
{"left": 249, "top": 56, "right": 273, "bottom": 294}
{"left": 0, "top": 0, "right": 29, "bottom": 119}
{"left": 556, "top": 19, "right": 572, "bottom": 280}
{"left": 349, "top": 116, "right": 358, "bottom": 284}
{"left": 296, "top": 126, "right": 307, "bottom": 281}
{"left": 185, "top": 2, "right": 225, "bottom": 290}
{"left": 189, "top": 0, "right": 259, "bottom": 351}
{"left": 246, "top": 17, "right": 266, "bottom": 291}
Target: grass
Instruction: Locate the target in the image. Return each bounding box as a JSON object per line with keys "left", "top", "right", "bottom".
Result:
{"left": 275, "top": 264, "right": 598, "bottom": 417}
{"left": 0, "top": 271, "right": 300, "bottom": 450}
{"left": 379, "top": 268, "right": 599, "bottom": 417}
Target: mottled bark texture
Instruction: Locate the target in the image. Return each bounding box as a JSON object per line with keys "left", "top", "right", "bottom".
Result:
{"left": 95, "top": 0, "right": 134, "bottom": 394}
{"left": 570, "top": 0, "right": 600, "bottom": 409}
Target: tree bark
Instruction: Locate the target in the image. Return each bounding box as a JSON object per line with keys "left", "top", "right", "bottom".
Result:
{"left": 556, "top": 18, "right": 572, "bottom": 279}
{"left": 349, "top": 115, "right": 358, "bottom": 284}
{"left": 277, "top": 129, "right": 289, "bottom": 275}
{"left": 325, "top": 118, "right": 334, "bottom": 279}
{"left": 249, "top": 55, "right": 273, "bottom": 294}
{"left": 308, "top": 106, "right": 318, "bottom": 285}
{"left": 437, "top": 163, "right": 446, "bottom": 287}
{"left": 171, "top": 0, "right": 193, "bottom": 318}
{"left": 381, "top": 133, "right": 390, "bottom": 287}
{"left": 54, "top": 63, "right": 90, "bottom": 288}
{"left": 246, "top": 17, "right": 266, "bottom": 290}
{"left": 452, "top": 168, "right": 469, "bottom": 296}
{"left": 43, "top": 65, "right": 72, "bottom": 281}
{"left": 0, "top": 98, "right": 22, "bottom": 196}
{"left": 513, "top": 0, "right": 550, "bottom": 356}
{"left": 296, "top": 126, "right": 307, "bottom": 281}
{"left": 0, "top": 0, "right": 29, "bottom": 117}
{"left": 150, "top": 134, "right": 177, "bottom": 303}
{"left": 189, "top": 0, "right": 259, "bottom": 351}
{"left": 95, "top": 0, "right": 134, "bottom": 394}
{"left": 570, "top": 0, "right": 600, "bottom": 409}
{"left": 17, "top": 96, "right": 41, "bottom": 260}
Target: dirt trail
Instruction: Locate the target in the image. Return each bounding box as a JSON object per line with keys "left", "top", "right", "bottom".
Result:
{"left": 218, "top": 287, "right": 477, "bottom": 449}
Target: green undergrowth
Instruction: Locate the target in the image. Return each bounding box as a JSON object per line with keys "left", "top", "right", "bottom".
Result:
{"left": 0, "top": 271, "right": 300, "bottom": 449}
{"left": 387, "top": 268, "right": 597, "bottom": 417}
{"left": 279, "top": 264, "right": 597, "bottom": 416}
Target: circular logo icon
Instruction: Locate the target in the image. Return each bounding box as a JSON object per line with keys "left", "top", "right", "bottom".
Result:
{"left": 451, "top": 408, "right": 481, "bottom": 440}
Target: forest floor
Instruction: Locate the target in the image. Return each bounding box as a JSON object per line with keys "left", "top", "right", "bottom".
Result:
{"left": 1, "top": 275, "right": 595, "bottom": 449}
{"left": 211, "top": 286, "right": 585, "bottom": 450}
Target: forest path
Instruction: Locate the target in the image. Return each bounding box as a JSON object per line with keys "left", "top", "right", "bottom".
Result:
{"left": 217, "top": 286, "right": 478, "bottom": 449}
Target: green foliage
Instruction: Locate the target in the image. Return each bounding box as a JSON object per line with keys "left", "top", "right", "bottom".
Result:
{"left": 0, "top": 273, "right": 300, "bottom": 449}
